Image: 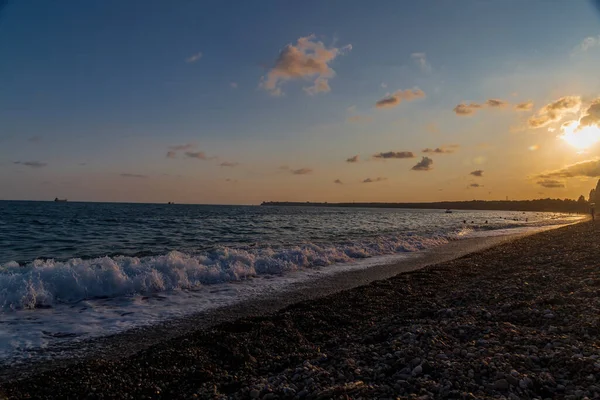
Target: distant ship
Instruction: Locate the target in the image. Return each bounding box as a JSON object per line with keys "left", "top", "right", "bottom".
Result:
{"left": 54, "top": 197, "right": 67, "bottom": 202}
{"left": 445, "top": 209, "right": 452, "bottom": 213}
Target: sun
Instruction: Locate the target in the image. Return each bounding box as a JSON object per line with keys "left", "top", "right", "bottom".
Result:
{"left": 559, "top": 121, "right": 600, "bottom": 150}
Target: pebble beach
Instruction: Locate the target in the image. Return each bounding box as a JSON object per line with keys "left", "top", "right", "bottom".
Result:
{"left": 2, "top": 219, "right": 599, "bottom": 399}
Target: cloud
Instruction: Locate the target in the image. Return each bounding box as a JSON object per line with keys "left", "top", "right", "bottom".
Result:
{"left": 260, "top": 35, "right": 351, "bottom": 96}
{"left": 166, "top": 151, "right": 177, "bottom": 159}
{"left": 573, "top": 35, "right": 600, "bottom": 54}
{"left": 537, "top": 159, "right": 600, "bottom": 179}
{"left": 515, "top": 101, "right": 534, "bottom": 111}
{"left": 303, "top": 77, "right": 330, "bottom": 95}
{"left": 230, "top": 82, "right": 238, "bottom": 89}
{"left": 363, "top": 177, "right": 386, "bottom": 183}
{"left": 334, "top": 179, "right": 343, "bottom": 184}
{"left": 411, "top": 157, "right": 433, "bottom": 171}
{"left": 184, "top": 151, "right": 208, "bottom": 160}
{"left": 453, "top": 102, "right": 483, "bottom": 116}
{"left": 537, "top": 179, "right": 565, "bottom": 188}
{"left": 410, "top": 52, "right": 432, "bottom": 73}
{"left": 373, "top": 151, "right": 415, "bottom": 159}
{"left": 186, "top": 52, "right": 203, "bottom": 63}
{"left": 528, "top": 96, "right": 582, "bottom": 128}
{"left": 485, "top": 99, "right": 507, "bottom": 108}
{"left": 346, "top": 155, "right": 359, "bottom": 163}
{"left": 13, "top": 161, "right": 47, "bottom": 168}
{"left": 225, "top": 178, "right": 238, "bottom": 183}
{"left": 470, "top": 170, "right": 484, "bottom": 177}
{"left": 578, "top": 99, "right": 600, "bottom": 128}
{"left": 219, "top": 161, "right": 239, "bottom": 167}
{"left": 453, "top": 99, "right": 510, "bottom": 116}
{"left": 375, "top": 88, "right": 425, "bottom": 108}
{"left": 169, "top": 143, "right": 196, "bottom": 151}
{"left": 120, "top": 173, "right": 147, "bottom": 179}
{"left": 469, "top": 183, "right": 482, "bottom": 188}
{"left": 422, "top": 145, "right": 459, "bottom": 154}
{"left": 291, "top": 168, "right": 313, "bottom": 175}
{"left": 346, "top": 115, "right": 372, "bottom": 123}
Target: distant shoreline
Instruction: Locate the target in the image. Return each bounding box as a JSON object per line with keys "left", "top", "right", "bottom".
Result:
{"left": 261, "top": 200, "right": 589, "bottom": 213}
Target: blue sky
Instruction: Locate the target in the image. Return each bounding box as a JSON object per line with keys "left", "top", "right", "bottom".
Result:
{"left": 1, "top": 0, "right": 600, "bottom": 203}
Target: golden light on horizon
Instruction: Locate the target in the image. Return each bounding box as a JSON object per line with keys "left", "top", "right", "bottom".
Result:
{"left": 559, "top": 120, "right": 600, "bottom": 150}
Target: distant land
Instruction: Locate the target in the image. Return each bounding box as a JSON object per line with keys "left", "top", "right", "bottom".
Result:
{"left": 261, "top": 199, "right": 590, "bottom": 213}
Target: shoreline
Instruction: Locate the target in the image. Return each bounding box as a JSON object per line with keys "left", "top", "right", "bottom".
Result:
{"left": 0, "top": 222, "right": 580, "bottom": 384}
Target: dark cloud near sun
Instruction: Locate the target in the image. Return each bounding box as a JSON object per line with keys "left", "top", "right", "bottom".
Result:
{"left": 579, "top": 98, "right": 600, "bottom": 128}
{"left": 14, "top": 161, "right": 47, "bottom": 168}
{"left": 375, "top": 89, "right": 425, "bottom": 109}
{"left": 373, "top": 151, "right": 415, "bottom": 159}
{"left": 411, "top": 157, "right": 433, "bottom": 171}
{"left": 537, "top": 179, "right": 565, "bottom": 188}
{"left": 537, "top": 159, "right": 600, "bottom": 179}
{"left": 334, "top": 179, "right": 343, "bottom": 184}
{"left": 470, "top": 170, "right": 484, "bottom": 177}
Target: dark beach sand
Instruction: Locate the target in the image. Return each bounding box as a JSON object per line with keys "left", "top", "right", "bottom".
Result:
{"left": 2, "top": 220, "right": 600, "bottom": 399}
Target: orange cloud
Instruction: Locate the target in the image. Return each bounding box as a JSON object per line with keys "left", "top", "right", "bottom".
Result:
{"left": 375, "top": 89, "right": 425, "bottom": 108}
{"left": 515, "top": 101, "right": 534, "bottom": 111}
{"left": 528, "top": 96, "right": 581, "bottom": 128}
{"left": 261, "top": 35, "right": 351, "bottom": 96}
{"left": 453, "top": 102, "right": 483, "bottom": 116}
{"left": 291, "top": 168, "right": 313, "bottom": 175}
{"left": 537, "top": 159, "right": 600, "bottom": 178}
{"left": 537, "top": 179, "right": 565, "bottom": 188}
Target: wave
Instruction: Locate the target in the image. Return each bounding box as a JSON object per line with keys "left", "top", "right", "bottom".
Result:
{"left": 0, "top": 233, "right": 452, "bottom": 310}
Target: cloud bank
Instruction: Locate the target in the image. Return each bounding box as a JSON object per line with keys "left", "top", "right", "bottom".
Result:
{"left": 537, "top": 159, "right": 600, "bottom": 179}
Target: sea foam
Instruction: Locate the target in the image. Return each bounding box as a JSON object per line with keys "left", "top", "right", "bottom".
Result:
{"left": 0, "top": 234, "right": 451, "bottom": 310}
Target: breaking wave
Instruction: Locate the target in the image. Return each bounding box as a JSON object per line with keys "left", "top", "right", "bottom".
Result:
{"left": 0, "top": 234, "right": 453, "bottom": 310}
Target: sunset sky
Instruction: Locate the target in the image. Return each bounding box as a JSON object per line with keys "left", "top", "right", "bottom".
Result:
{"left": 2, "top": 0, "right": 600, "bottom": 204}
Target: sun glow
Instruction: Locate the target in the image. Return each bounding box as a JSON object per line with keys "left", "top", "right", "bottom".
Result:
{"left": 560, "top": 121, "right": 600, "bottom": 150}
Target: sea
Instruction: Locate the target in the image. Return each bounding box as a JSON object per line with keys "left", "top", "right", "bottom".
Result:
{"left": 0, "top": 201, "right": 582, "bottom": 364}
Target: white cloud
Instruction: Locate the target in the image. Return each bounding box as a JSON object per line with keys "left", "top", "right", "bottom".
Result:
{"left": 186, "top": 52, "right": 203, "bottom": 63}
{"left": 410, "top": 52, "right": 432, "bottom": 73}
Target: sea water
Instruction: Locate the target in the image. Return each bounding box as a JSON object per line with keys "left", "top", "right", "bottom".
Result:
{"left": 0, "top": 201, "right": 582, "bottom": 363}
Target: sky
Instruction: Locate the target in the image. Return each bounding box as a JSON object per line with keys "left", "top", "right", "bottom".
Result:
{"left": 2, "top": 0, "right": 600, "bottom": 204}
